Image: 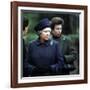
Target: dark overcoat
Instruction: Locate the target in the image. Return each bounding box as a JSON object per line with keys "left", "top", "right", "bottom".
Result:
{"left": 53, "top": 35, "right": 77, "bottom": 74}
{"left": 26, "top": 39, "right": 64, "bottom": 76}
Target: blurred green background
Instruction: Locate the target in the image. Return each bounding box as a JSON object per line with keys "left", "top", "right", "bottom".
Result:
{"left": 21, "top": 10, "right": 79, "bottom": 48}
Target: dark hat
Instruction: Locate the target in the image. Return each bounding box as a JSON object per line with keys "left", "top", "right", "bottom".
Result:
{"left": 34, "top": 18, "right": 50, "bottom": 32}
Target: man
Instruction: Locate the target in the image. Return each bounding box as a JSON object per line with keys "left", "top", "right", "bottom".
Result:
{"left": 22, "top": 17, "right": 30, "bottom": 77}
{"left": 26, "top": 18, "right": 65, "bottom": 76}
{"left": 51, "top": 17, "right": 77, "bottom": 74}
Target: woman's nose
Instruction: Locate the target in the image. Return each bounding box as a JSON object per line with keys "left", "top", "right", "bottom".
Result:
{"left": 47, "top": 32, "right": 50, "bottom": 35}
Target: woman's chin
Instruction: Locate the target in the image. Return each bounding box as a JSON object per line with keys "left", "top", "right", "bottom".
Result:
{"left": 44, "top": 39, "right": 49, "bottom": 41}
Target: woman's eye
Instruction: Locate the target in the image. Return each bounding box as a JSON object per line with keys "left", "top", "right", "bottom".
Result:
{"left": 44, "top": 31, "right": 47, "bottom": 32}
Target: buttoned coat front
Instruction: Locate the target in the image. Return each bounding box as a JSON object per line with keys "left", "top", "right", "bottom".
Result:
{"left": 25, "top": 39, "right": 64, "bottom": 76}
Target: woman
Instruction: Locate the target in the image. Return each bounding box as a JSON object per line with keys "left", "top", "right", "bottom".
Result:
{"left": 26, "top": 18, "right": 64, "bottom": 76}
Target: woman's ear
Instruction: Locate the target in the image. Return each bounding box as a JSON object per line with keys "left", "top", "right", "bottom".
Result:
{"left": 37, "top": 31, "right": 41, "bottom": 36}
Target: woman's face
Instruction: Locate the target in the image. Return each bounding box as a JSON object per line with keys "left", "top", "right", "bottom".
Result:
{"left": 39, "top": 27, "right": 51, "bottom": 41}
{"left": 52, "top": 24, "right": 62, "bottom": 38}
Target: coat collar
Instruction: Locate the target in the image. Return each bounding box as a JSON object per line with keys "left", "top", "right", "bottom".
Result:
{"left": 53, "top": 35, "right": 66, "bottom": 41}
{"left": 35, "top": 39, "right": 50, "bottom": 46}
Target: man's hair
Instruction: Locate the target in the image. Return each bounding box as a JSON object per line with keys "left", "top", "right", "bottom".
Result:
{"left": 51, "top": 17, "right": 64, "bottom": 30}
{"left": 23, "top": 17, "right": 29, "bottom": 31}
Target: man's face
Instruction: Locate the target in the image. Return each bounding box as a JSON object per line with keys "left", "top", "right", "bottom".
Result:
{"left": 40, "top": 27, "right": 51, "bottom": 41}
{"left": 23, "top": 25, "right": 29, "bottom": 36}
{"left": 52, "top": 24, "right": 62, "bottom": 38}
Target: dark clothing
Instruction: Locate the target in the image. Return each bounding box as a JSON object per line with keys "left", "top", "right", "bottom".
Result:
{"left": 53, "top": 35, "right": 77, "bottom": 74}
{"left": 23, "top": 39, "right": 33, "bottom": 77}
{"left": 26, "top": 39, "right": 64, "bottom": 76}
{"left": 23, "top": 39, "right": 26, "bottom": 60}
{"left": 23, "top": 39, "right": 26, "bottom": 76}
{"left": 23, "top": 39, "right": 30, "bottom": 77}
